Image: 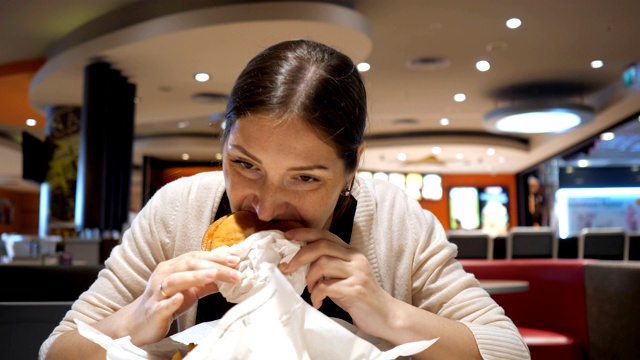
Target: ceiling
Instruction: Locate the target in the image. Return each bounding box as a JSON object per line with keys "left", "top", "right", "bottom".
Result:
{"left": 2, "top": 0, "right": 640, "bottom": 193}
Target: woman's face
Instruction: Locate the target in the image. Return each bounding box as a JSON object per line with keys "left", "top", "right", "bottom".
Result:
{"left": 222, "top": 115, "right": 352, "bottom": 230}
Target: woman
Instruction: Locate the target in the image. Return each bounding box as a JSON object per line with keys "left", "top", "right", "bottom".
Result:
{"left": 41, "top": 39, "right": 529, "bottom": 359}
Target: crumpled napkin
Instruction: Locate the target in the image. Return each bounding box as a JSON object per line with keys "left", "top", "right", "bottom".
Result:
{"left": 76, "top": 268, "right": 437, "bottom": 359}
{"left": 75, "top": 229, "right": 439, "bottom": 359}
{"left": 216, "top": 229, "right": 309, "bottom": 303}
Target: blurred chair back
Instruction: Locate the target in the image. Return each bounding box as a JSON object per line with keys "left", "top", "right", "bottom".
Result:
{"left": 578, "top": 227, "right": 629, "bottom": 260}
{"left": 507, "top": 226, "right": 558, "bottom": 259}
{"left": 447, "top": 230, "right": 493, "bottom": 260}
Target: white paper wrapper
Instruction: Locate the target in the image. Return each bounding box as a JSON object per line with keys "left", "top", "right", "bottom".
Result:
{"left": 217, "top": 230, "right": 308, "bottom": 303}
{"left": 76, "top": 259, "right": 438, "bottom": 359}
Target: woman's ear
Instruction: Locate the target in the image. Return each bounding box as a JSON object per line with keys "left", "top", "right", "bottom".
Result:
{"left": 357, "top": 142, "right": 366, "bottom": 166}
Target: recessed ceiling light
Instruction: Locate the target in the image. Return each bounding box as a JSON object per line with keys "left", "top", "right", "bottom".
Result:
{"left": 577, "top": 159, "right": 589, "bottom": 167}
{"left": 194, "top": 72, "right": 210, "bottom": 82}
{"left": 357, "top": 62, "right": 371, "bottom": 72}
{"left": 487, "top": 148, "right": 496, "bottom": 156}
{"left": 590, "top": 60, "right": 604, "bottom": 69}
{"left": 25, "top": 118, "right": 37, "bottom": 126}
{"left": 440, "top": 118, "right": 450, "bottom": 126}
{"left": 454, "top": 93, "right": 466, "bottom": 102}
{"left": 476, "top": 60, "right": 491, "bottom": 72}
{"left": 506, "top": 18, "right": 522, "bottom": 29}
{"left": 177, "top": 120, "right": 189, "bottom": 129}
{"left": 397, "top": 152, "right": 407, "bottom": 161}
{"left": 600, "top": 132, "right": 615, "bottom": 141}
{"left": 181, "top": 153, "right": 190, "bottom": 160}
{"left": 485, "top": 103, "right": 594, "bottom": 133}
{"left": 192, "top": 92, "right": 227, "bottom": 103}
{"left": 393, "top": 118, "right": 419, "bottom": 125}
{"left": 432, "top": 146, "right": 442, "bottom": 154}
{"left": 406, "top": 57, "right": 451, "bottom": 71}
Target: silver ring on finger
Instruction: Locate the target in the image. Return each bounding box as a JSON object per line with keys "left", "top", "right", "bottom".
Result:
{"left": 159, "top": 280, "right": 170, "bottom": 298}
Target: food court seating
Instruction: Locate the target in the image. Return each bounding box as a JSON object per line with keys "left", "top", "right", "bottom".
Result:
{"left": 446, "top": 230, "right": 493, "bottom": 260}
{"left": 460, "top": 259, "right": 594, "bottom": 360}
{"left": 506, "top": 226, "right": 558, "bottom": 259}
{"left": 578, "top": 227, "right": 629, "bottom": 260}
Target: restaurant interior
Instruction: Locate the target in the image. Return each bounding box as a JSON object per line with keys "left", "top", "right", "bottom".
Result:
{"left": 1, "top": 1, "right": 640, "bottom": 359}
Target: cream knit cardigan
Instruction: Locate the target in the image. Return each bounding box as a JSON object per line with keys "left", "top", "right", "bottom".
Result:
{"left": 40, "top": 171, "right": 529, "bottom": 359}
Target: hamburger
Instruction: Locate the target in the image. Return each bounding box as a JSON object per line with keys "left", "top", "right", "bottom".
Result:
{"left": 201, "top": 210, "right": 303, "bottom": 251}
{"left": 201, "top": 210, "right": 308, "bottom": 303}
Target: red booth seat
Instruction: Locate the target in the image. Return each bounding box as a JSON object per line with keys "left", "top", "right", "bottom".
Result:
{"left": 460, "top": 259, "right": 595, "bottom": 360}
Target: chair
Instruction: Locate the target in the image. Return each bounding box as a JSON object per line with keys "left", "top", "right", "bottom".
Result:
{"left": 578, "top": 227, "right": 629, "bottom": 260}
{"left": 507, "top": 226, "right": 558, "bottom": 259}
{"left": 446, "top": 230, "right": 493, "bottom": 260}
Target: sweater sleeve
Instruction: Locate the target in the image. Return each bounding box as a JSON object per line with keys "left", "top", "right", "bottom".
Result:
{"left": 360, "top": 179, "right": 530, "bottom": 359}
{"left": 38, "top": 171, "right": 225, "bottom": 359}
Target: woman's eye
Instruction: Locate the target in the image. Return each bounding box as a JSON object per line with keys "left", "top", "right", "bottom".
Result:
{"left": 298, "top": 175, "right": 318, "bottom": 183}
{"left": 231, "top": 159, "right": 255, "bottom": 170}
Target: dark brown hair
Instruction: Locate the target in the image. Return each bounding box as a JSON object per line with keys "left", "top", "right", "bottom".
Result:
{"left": 222, "top": 39, "right": 367, "bottom": 175}
{"left": 221, "top": 39, "right": 367, "bottom": 219}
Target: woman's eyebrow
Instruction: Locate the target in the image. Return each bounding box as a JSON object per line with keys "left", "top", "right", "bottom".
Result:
{"left": 230, "top": 144, "right": 330, "bottom": 172}
{"left": 289, "top": 164, "right": 330, "bottom": 171}
{"left": 229, "top": 144, "right": 261, "bottom": 164}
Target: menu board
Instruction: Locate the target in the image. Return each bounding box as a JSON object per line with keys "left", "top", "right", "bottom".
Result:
{"left": 449, "top": 185, "right": 509, "bottom": 236}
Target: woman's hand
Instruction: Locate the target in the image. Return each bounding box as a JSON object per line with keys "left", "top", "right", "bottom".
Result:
{"left": 279, "top": 228, "right": 398, "bottom": 339}
{"left": 110, "top": 249, "right": 243, "bottom": 346}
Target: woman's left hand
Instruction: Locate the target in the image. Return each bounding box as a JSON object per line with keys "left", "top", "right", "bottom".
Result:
{"left": 279, "top": 228, "right": 398, "bottom": 339}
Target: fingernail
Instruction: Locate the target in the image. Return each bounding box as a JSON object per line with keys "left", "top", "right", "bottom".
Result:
{"left": 230, "top": 270, "right": 243, "bottom": 282}
{"left": 227, "top": 255, "right": 240, "bottom": 265}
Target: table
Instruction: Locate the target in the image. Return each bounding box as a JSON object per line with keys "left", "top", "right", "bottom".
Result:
{"left": 479, "top": 280, "right": 529, "bottom": 294}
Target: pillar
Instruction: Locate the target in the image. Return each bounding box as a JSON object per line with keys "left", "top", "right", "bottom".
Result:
{"left": 75, "top": 61, "right": 136, "bottom": 234}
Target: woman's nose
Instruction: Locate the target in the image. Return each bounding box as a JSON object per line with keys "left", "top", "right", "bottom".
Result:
{"left": 251, "top": 183, "right": 287, "bottom": 221}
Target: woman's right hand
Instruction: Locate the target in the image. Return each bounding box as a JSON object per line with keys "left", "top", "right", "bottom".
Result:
{"left": 95, "top": 249, "right": 243, "bottom": 346}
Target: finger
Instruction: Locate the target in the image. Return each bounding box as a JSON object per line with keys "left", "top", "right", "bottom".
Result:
{"left": 160, "top": 266, "right": 243, "bottom": 298}
{"left": 305, "top": 256, "right": 348, "bottom": 292}
{"left": 282, "top": 240, "right": 350, "bottom": 274}
{"left": 285, "top": 228, "right": 346, "bottom": 246}
{"left": 156, "top": 291, "right": 184, "bottom": 323}
{"left": 172, "top": 249, "right": 241, "bottom": 271}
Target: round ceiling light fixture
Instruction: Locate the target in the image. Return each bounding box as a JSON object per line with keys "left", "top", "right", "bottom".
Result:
{"left": 484, "top": 103, "right": 595, "bottom": 134}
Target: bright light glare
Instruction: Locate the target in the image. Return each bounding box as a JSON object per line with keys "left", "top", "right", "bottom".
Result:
{"left": 25, "top": 118, "right": 37, "bottom": 126}
{"left": 476, "top": 60, "right": 491, "bottom": 72}
{"left": 454, "top": 93, "right": 466, "bottom": 102}
{"left": 397, "top": 152, "right": 407, "bottom": 161}
{"left": 194, "top": 72, "right": 210, "bottom": 82}
{"left": 590, "top": 60, "right": 604, "bottom": 69}
{"left": 506, "top": 18, "right": 522, "bottom": 29}
{"left": 357, "top": 62, "right": 371, "bottom": 72}
{"left": 495, "top": 111, "right": 581, "bottom": 133}
{"left": 440, "top": 118, "right": 450, "bottom": 126}
{"left": 600, "top": 132, "right": 615, "bottom": 141}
